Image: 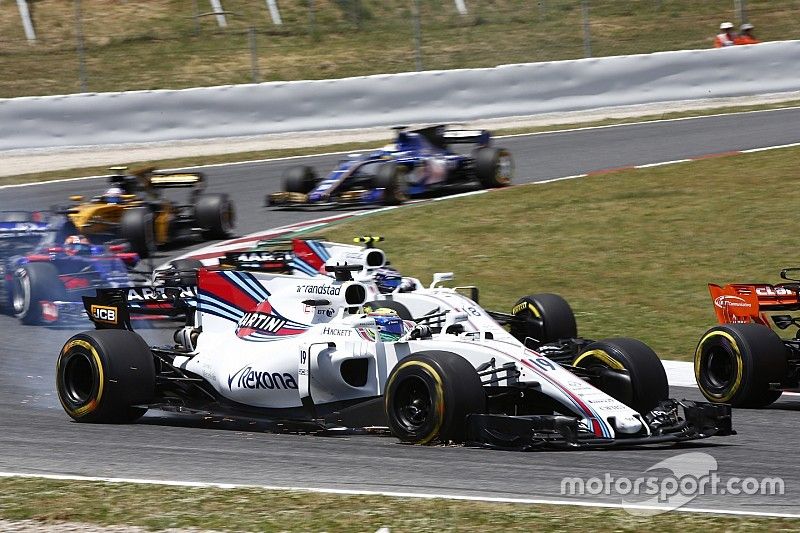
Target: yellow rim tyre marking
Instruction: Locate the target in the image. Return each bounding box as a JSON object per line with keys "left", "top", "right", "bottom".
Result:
{"left": 573, "top": 349, "right": 626, "bottom": 371}
{"left": 386, "top": 360, "right": 445, "bottom": 445}
{"left": 57, "top": 338, "right": 104, "bottom": 417}
{"left": 694, "top": 330, "right": 743, "bottom": 402}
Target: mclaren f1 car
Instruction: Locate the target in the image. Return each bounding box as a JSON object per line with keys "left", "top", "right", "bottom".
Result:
{"left": 57, "top": 244, "right": 732, "bottom": 449}
{"left": 59, "top": 167, "right": 235, "bottom": 258}
{"left": 266, "top": 126, "right": 512, "bottom": 208}
{"left": 696, "top": 268, "right": 800, "bottom": 408}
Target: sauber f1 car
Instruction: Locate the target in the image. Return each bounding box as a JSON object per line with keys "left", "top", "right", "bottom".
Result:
{"left": 59, "top": 166, "right": 235, "bottom": 258}
{"left": 266, "top": 126, "right": 512, "bottom": 208}
{"left": 696, "top": 268, "right": 800, "bottom": 407}
{"left": 57, "top": 244, "right": 732, "bottom": 449}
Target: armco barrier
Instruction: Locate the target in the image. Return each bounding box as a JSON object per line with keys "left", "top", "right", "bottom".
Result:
{"left": 1, "top": 41, "right": 798, "bottom": 152}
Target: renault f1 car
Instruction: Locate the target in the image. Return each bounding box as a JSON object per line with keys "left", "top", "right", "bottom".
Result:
{"left": 266, "top": 126, "right": 513, "bottom": 208}
{"left": 0, "top": 211, "right": 142, "bottom": 325}
{"left": 696, "top": 268, "right": 800, "bottom": 408}
{"left": 59, "top": 167, "right": 235, "bottom": 258}
{"left": 57, "top": 245, "right": 732, "bottom": 449}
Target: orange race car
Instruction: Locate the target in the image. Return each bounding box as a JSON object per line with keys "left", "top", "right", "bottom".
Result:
{"left": 695, "top": 268, "right": 800, "bottom": 408}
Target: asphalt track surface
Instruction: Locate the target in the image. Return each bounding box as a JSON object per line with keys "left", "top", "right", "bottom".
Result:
{"left": 2, "top": 108, "right": 800, "bottom": 515}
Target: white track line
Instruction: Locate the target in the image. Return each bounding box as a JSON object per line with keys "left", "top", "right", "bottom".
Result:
{"left": 1, "top": 472, "right": 797, "bottom": 519}
{"left": 3, "top": 105, "right": 799, "bottom": 191}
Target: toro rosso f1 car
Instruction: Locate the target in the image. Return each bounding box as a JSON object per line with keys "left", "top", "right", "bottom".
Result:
{"left": 696, "top": 268, "right": 800, "bottom": 408}
{"left": 57, "top": 250, "right": 732, "bottom": 449}
{"left": 0, "top": 212, "right": 142, "bottom": 325}
{"left": 266, "top": 126, "right": 512, "bottom": 208}
{"left": 58, "top": 167, "right": 235, "bottom": 258}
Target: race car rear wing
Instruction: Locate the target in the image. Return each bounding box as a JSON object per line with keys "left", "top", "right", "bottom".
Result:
{"left": 709, "top": 281, "right": 800, "bottom": 327}
{"left": 440, "top": 129, "right": 491, "bottom": 146}
{"left": 147, "top": 172, "right": 206, "bottom": 189}
{"left": 83, "top": 284, "right": 197, "bottom": 330}
{"left": 219, "top": 249, "right": 293, "bottom": 272}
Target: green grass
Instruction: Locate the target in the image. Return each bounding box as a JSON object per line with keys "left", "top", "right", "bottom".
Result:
{"left": 0, "top": 477, "right": 797, "bottom": 532}
{"left": 1, "top": 0, "right": 799, "bottom": 97}
{"left": 3, "top": 101, "right": 799, "bottom": 187}
{"left": 312, "top": 146, "right": 800, "bottom": 362}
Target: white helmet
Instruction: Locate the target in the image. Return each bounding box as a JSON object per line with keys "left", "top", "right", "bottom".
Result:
{"left": 720, "top": 22, "right": 734, "bottom": 30}
{"left": 740, "top": 23, "right": 754, "bottom": 31}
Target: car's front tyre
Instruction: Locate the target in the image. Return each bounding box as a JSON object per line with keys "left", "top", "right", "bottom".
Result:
{"left": 385, "top": 351, "right": 485, "bottom": 444}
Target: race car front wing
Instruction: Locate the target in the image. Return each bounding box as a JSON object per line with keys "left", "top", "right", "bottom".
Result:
{"left": 465, "top": 399, "right": 734, "bottom": 450}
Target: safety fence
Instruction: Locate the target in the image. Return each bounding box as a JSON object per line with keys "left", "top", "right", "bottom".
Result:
{"left": 2, "top": 39, "right": 798, "bottom": 152}
{"left": 1, "top": 0, "right": 796, "bottom": 97}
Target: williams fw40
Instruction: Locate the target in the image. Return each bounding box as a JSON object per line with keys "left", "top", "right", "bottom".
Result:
{"left": 57, "top": 262, "right": 732, "bottom": 450}
{"left": 265, "top": 125, "right": 512, "bottom": 208}
{"left": 696, "top": 268, "right": 800, "bottom": 408}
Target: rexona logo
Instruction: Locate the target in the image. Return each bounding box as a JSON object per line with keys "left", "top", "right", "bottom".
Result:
{"left": 713, "top": 295, "right": 752, "bottom": 309}
{"left": 227, "top": 365, "right": 298, "bottom": 390}
{"left": 90, "top": 305, "right": 117, "bottom": 324}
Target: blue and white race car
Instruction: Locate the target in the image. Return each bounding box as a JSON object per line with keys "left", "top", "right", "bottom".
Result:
{"left": 266, "top": 126, "right": 513, "bottom": 208}
{"left": 0, "top": 211, "right": 142, "bottom": 325}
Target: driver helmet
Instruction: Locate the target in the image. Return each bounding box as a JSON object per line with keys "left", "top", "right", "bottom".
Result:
{"left": 104, "top": 186, "right": 124, "bottom": 204}
{"left": 374, "top": 267, "right": 402, "bottom": 294}
{"left": 367, "top": 310, "right": 407, "bottom": 342}
{"left": 64, "top": 235, "right": 91, "bottom": 255}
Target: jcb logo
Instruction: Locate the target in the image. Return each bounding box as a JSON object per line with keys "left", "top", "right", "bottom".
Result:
{"left": 91, "top": 305, "right": 117, "bottom": 324}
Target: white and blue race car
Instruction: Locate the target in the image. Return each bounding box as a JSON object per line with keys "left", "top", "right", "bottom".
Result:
{"left": 56, "top": 238, "right": 733, "bottom": 449}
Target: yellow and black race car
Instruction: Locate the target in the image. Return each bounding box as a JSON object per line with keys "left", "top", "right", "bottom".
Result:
{"left": 61, "top": 167, "right": 235, "bottom": 258}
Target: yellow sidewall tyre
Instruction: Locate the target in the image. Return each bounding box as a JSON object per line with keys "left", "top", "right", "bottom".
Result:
{"left": 574, "top": 337, "right": 668, "bottom": 414}
{"left": 695, "top": 324, "right": 786, "bottom": 408}
{"left": 385, "top": 351, "right": 485, "bottom": 445}
{"left": 56, "top": 330, "right": 155, "bottom": 423}
{"left": 510, "top": 293, "right": 577, "bottom": 346}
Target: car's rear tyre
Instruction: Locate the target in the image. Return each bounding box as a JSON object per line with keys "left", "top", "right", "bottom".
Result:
{"left": 474, "top": 147, "right": 513, "bottom": 188}
{"left": 573, "top": 337, "right": 669, "bottom": 414}
{"left": 120, "top": 207, "right": 155, "bottom": 258}
{"left": 56, "top": 330, "right": 155, "bottom": 423}
{"left": 509, "top": 293, "right": 577, "bottom": 346}
{"left": 362, "top": 300, "right": 413, "bottom": 320}
{"left": 385, "top": 351, "right": 485, "bottom": 444}
{"left": 695, "top": 324, "right": 786, "bottom": 408}
{"left": 12, "top": 262, "right": 67, "bottom": 325}
{"left": 195, "top": 193, "right": 235, "bottom": 239}
{"left": 283, "top": 166, "right": 318, "bottom": 193}
{"left": 373, "top": 162, "right": 408, "bottom": 206}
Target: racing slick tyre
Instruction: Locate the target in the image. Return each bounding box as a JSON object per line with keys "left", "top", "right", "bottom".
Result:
{"left": 362, "top": 300, "right": 413, "bottom": 320}
{"left": 573, "top": 337, "right": 669, "bottom": 414}
{"left": 509, "top": 293, "right": 577, "bottom": 346}
{"left": 385, "top": 351, "right": 485, "bottom": 444}
{"left": 373, "top": 162, "right": 408, "bottom": 206}
{"left": 195, "top": 193, "right": 235, "bottom": 239}
{"left": 283, "top": 166, "right": 318, "bottom": 193}
{"left": 56, "top": 330, "right": 155, "bottom": 423}
{"left": 12, "top": 262, "right": 67, "bottom": 325}
{"left": 120, "top": 207, "right": 156, "bottom": 259}
{"left": 695, "top": 324, "right": 786, "bottom": 408}
{"left": 474, "top": 147, "right": 513, "bottom": 188}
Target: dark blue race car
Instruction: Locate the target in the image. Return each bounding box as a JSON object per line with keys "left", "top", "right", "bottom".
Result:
{"left": 266, "top": 126, "right": 513, "bottom": 208}
{"left": 0, "top": 211, "right": 141, "bottom": 325}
